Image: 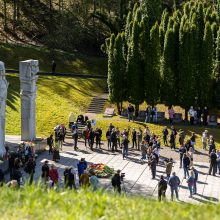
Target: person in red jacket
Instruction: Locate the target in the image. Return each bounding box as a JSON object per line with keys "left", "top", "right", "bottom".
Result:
{"left": 49, "top": 164, "right": 59, "bottom": 187}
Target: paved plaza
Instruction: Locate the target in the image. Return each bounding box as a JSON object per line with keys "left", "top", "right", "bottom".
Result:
{"left": 5, "top": 136, "right": 220, "bottom": 204}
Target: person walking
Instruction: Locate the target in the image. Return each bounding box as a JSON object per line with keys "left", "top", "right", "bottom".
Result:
{"left": 72, "top": 129, "right": 79, "bottom": 150}
{"left": 162, "top": 126, "right": 169, "bottom": 146}
{"left": 158, "top": 175, "right": 167, "bottom": 201}
{"left": 82, "top": 126, "right": 89, "bottom": 147}
{"left": 209, "top": 149, "right": 217, "bottom": 176}
{"left": 41, "top": 160, "right": 49, "bottom": 184}
{"left": 165, "top": 158, "right": 173, "bottom": 179}
{"left": 49, "top": 164, "right": 59, "bottom": 187}
{"left": 127, "top": 104, "right": 134, "bottom": 122}
{"left": 140, "top": 141, "right": 147, "bottom": 162}
{"left": 116, "top": 127, "right": 121, "bottom": 149}
{"left": 179, "top": 145, "right": 186, "bottom": 168}
{"left": 132, "top": 128, "right": 137, "bottom": 149}
{"left": 148, "top": 155, "right": 157, "bottom": 179}
{"left": 168, "top": 172, "right": 180, "bottom": 201}
{"left": 111, "top": 170, "right": 122, "bottom": 194}
{"left": 106, "top": 128, "right": 112, "bottom": 150}
{"left": 64, "top": 167, "right": 76, "bottom": 190}
{"left": 137, "top": 127, "right": 143, "bottom": 150}
{"left": 47, "top": 134, "right": 54, "bottom": 155}
{"left": 24, "top": 157, "right": 36, "bottom": 185}
{"left": 169, "top": 131, "right": 175, "bottom": 150}
{"left": 187, "top": 171, "right": 195, "bottom": 198}
{"left": 191, "top": 166, "right": 198, "bottom": 194}
{"left": 122, "top": 135, "right": 129, "bottom": 159}
{"left": 190, "top": 132, "right": 196, "bottom": 152}
{"left": 183, "top": 153, "right": 190, "bottom": 179}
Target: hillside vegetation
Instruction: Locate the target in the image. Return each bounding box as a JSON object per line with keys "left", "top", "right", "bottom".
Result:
{"left": 0, "top": 186, "right": 219, "bottom": 220}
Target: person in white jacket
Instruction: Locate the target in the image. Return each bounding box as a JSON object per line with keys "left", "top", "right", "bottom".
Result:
{"left": 202, "top": 130, "right": 208, "bottom": 150}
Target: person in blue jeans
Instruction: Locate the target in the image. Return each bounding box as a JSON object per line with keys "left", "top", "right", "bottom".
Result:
{"left": 187, "top": 171, "right": 195, "bottom": 198}
{"left": 191, "top": 166, "right": 198, "bottom": 194}
{"left": 183, "top": 153, "right": 190, "bottom": 178}
{"left": 168, "top": 172, "right": 180, "bottom": 201}
{"left": 122, "top": 135, "right": 129, "bottom": 159}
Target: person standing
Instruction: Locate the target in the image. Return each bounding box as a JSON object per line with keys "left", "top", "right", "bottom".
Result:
{"left": 132, "top": 128, "right": 137, "bottom": 149}
{"left": 79, "top": 171, "right": 90, "bottom": 188}
{"left": 89, "top": 170, "right": 100, "bottom": 191}
{"left": 208, "top": 137, "right": 215, "bottom": 154}
{"left": 196, "top": 107, "right": 202, "bottom": 125}
{"left": 51, "top": 60, "right": 56, "bottom": 73}
{"left": 77, "top": 158, "right": 87, "bottom": 178}
{"left": 137, "top": 127, "right": 143, "bottom": 150}
{"left": 47, "top": 134, "right": 54, "bottom": 155}
{"left": 169, "top": 131, "right": 175, "bottom": 150}
{"left": 183, "top": 153, "right": 190, "bottom": 179}
{"left": 203, "top": 107, "right": 209, "bottom": 125}
{"left": 190, "top": 132, "right": 196, "bottom": 152}
{"left": 165, "top": 158, "right": 173, "bottom": 179}
{"left": 95, "top": 128, "right": 102, "bottom": 149}
{"left": 140, "top": 141, "right": 147, "bottom": 161}
{"left": 168, "top": 106, "right": 175, "bottom": 125}
{"left": 202, "top": 130, "right": 208, "bottom": 150}
{"left": 122, "top": 135, "right": 129, "bottom": 159}
{"left": 191, "top": 166, "right": 198, "bottom": 195}
{"left": 188, "top": 106, "right": 195, "bottom": 125}
{"left": 49, "top": 164, "right": 59, "bottom": 187}
{"left": 168, "top": 172, "right": 180, "bottom": 201}
{"left": 106, "top": 128, "right": 112, "bottom": 150}
{"left": 178, "top": 129, "right": 185, "bottom": 146}
{"left": 82, "top": 126, "right": 89, "bottom": 147}
{"left": 209, "top": 149, "right": 217, "bottom": 176}
{"left": 127, "top": 104, "right": 134, "bottom": 122}
{"left": 179, "top": 145, "right": 186, "bottom": 168}
{"left": 111, "top": 170, "right": 122, "bottom": 194}
{"left": 148, "top": 155, "right": 157, "bottom": 179}
{"left": 64, "top": 167, "right": 76, "bottom": 190}
{"left": 152, "top": 106, "right": 158, "bottom": 123}
{"left": 162, "top": 126, "right": 169, "bottom": 146}
{"left": 72, "top": 129, "right": 79, "bottom": 150}
{"left": 158, "top": 175, "right": 167, "bottom": 201}
{"left": 187, "top": 171, "right": 195, "bottom": 198}
{"left": 116, "top": 127, "right": 121, "bottom": 149}
{"left": 41, "top": 160, "right": 49, "bottom": 184}
{"left": 52, "top": 139, "right": 60, "bottom": 162}
{"left": 110, "top": 128, "right": 117, "bottom": 152}
{"left": 145, "top": 105, "right": 151, "bottom": 123}
{"left": 57, "top": 127, "right": 64, "bottom": 151}
{"left": 24, "top": 157, "right": 36, "bottom": 185}
{"left": 11, "top": 158, "right": 23, "bottom": 187}
{"left": 89, "top": 128, "right": 96, "bottom": 151}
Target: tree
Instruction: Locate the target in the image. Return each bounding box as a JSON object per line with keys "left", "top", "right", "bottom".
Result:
{"left": 126, "top": 17, "right": 144, "bottom": 115}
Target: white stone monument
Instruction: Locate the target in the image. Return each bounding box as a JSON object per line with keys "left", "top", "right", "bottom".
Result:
{"left": 19, "top": 60, "right": 39, "bottom": 141}
{"left": 0, "top": 61, "right": 8, "bottom": 157}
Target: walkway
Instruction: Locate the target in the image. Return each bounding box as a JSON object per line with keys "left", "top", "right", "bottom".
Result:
{"left": 5, "top": 137, "right": 220, "bottom": 204}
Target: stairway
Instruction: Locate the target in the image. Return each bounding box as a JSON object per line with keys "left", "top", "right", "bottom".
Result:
{"left": 65, "top": 123, "right": 85, "bottom": 140}
{"left": 87, "top": 94, "right": 108, "bottom": 114}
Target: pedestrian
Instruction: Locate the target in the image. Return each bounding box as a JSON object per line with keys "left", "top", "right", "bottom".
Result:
{"left": 209, "top": 149, "right": 217, "bottom": 176}
{"left": 60, "top": 124, "right": 66, "bottom": 142}
{"left": 191, "top": 166, "right": 198, "bottom": 194}
{"left": 64, "top": 167, "right": 76, "bottom": 190}
{"left": 127, "top": 104, "right": 134, "bottom": 122}
{"left": 89, "top": 128, "right": 96, "bottom": 151}
{"left": 188, "top": 106, "right": 195, "bottom": 125}
{"left": 169, "top": 131, "right": 175, "bottom": 150}
{"left": 95, "top": 128, "right": 102, "bottom": 149}
{"left": 77, "top": 158, "right": 87, "bottom": 177}
{"left": 179, "top": 145, "right": 186, "bottom": 168}
{"left": 165, "top": 158, "right": 173, "bottom": 179}
{"left": 216, "top": 150, "right": 220, "bottom": 175}
{"left": 116, "top": 127, "right": 121, "bottom": 149}
{"left": 57, "top": 127, "right": 64, "bottom": 151}
{"left": 196, "top": 107, "right": 202, "bottom": 125}
{"left": 145, "top": 105, "right": 151, "bottom": 123}
{"left": 132, "top": 128, "right": 137, "bottom": 149}
{"left": 168, "top": 106, "right": 175, "bottom": 125}
{"left": 203, "top": 107, "right": 209, "bottom": 126}
{"left": 208, "top": 137, "right": 215, "bottom": 154}
{"left": 11, "top": 158, "right": 23, "bottom": 186}
{"left": 162, "top": 126, "right": 168, "bottom": 146}
{"left": 52, "top": 139, "right": 60, "bottom": 162}
{"left": 47, "top": 134, "right": 54, "bottom": 155}
{"left": 24, "top": 157, "right": 36, "bottom": 185}
{"left": 122, "top": 135, "right": 129, "bottom": 159}
{"left": 72, "top": 129, "right": 79, "bottom": 150}
{"left": 110, "top": 128, "right": 117, "bottom": 152}
{"left": 108, "top": 123, "right": 115, "bottom": 132}
{"left": 178, "top": 129, "right": 185, "bottom": 146}
{"left": 190, "top": 132, "right": 196, "bottom": 152}
{"left": 82, "top": 126, "right": 89, "bottom": 147}
{"left": 158, "top": 175, "right": 167, "bottom": 201}
{"left": 41, "top": 160, "right": 49, "bottom": 184}
{"left": 187, "top": 171, "right": 195, "bottom": 198}
{"left": 152, "top": 106, "right": 158, "bottom": 123}
{"left": 137, "top": 127, "right": 143, "bottom": 150}
{"left": 187, "top": 147, "right": 194, "bottom": 167}
{"left": 79, "top": 170, "right": 90, "bottom": 188}
{"left": 168, "top": 172, "right": 180, "bottom": 201}
{"left": 148, "top": 155, "right": 157, "bottom": 179}
{"left": 0, "top": 168, "right": 5, "bottom": 186}
{"left": 111, "top": 170, "right": 122, "bottom": 193}
{"left": 202, "top": 130, "right": 208, "bottom": 150}
{"left": 140, "top": 141, "right": 147, "bottom": 161}
{"left": 183, "top": 153, "right": 190, "bottom": 179}
{"left": 49, "top": 164, "right": 59, "bottom": 187}
{"left": 106, "top": 128, "right": 112, "bottom": 150}
{"left": 89, "top": 170, "right": 100, "bottom": 191}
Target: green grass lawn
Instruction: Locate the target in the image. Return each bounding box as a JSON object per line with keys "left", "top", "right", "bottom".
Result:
{"left": 6, "top": 74, "right": 107, "bottom": 136}
{"left": 0, "top": 186, "right": 219, "bottom": 220}
{"left": 0, "top": 43, "right": 107, "bottom": 75}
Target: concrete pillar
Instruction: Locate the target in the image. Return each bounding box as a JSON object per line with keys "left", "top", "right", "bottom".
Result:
{"left": 19, "top": 60, "right": 39, "bottom": 141}
{"left": 0, "top": 61, "right": 8, "bottom": 157}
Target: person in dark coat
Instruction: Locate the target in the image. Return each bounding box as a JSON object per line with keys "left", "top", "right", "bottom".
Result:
{"left": 148, "top": 155, "right": 157, "bottom": 179}
{"left": 179, "top": 145, "right": 186, "bottom": 168}
{"left": 89, "top": 128, "right": 96, "bottom": 151}
{"left": 106, "top": 128, "right": 112, "bottom": 150}
{"left": 162, "top": 127, "right": 169, "bottom": 146}
{"left": 169, "top": 131, "right": 175, "bottom": 150}
{"left": 77, "top": 158, "right": 87, "bottom": 177}
{"left": 95, "top": 128, "right": 102, "bottom": 149}
{"left": 158, "top": 175, "right": 167, "bottom": 201}
{"left": 41, "top": 160, "right": 49, "bottom": 183}
{"left": 132, "top": 128, "right": 137, "bottom": 149}
{"left": 11, "top": 158, "right": 22, "bottom": 186}
{"left": 110, "top": 128, "right": 117, "bottom": 152}
{"left": 209, "top": 149, "right": 217, "bottom": 176}
{"left": 196, "top": 107, "right": 202, "bottom": 125}
{"left": 203, "top": 107, "right": 209, "bottom": 125}
{"left": 47, "top": 134, "right": 54, "bottom": 155}
{"left": 24, "top": 157, "right": 36, "bottom": 185}
{"left": 72, "top": 129, "right": 79, "bottom": 150}
{"left": 64, "top": 167, "right": 76, "bottom": 189}
{"left": 183, "top": 154, "right": 190, "bottom": 178}
{"left": 0, "top": 168, "right": 5, "bottom": 186}
{"left": 51, "top": 60, "right": 56, "bottom": 73}
{"left": 111, "top": 170, "right": 122, "bottom": 193}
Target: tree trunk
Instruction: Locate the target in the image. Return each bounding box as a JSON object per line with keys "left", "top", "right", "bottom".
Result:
{"left": 184, "top": 108, "right": 188, "bottom": 121}
{"left": 135, "top": 104, "right": 139, "bottom": 117}
{"left": 116, "top": 103, "right": 121, "bottom": 115}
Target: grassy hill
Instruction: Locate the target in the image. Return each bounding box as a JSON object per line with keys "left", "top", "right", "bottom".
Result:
{"left": 0, "top": 186, "right": 219, "bottom": 220}
{"left": 6, "top": 74, "right": 106, "bottom": 136}
{"left": 0, "top": 43, "right": 107, "bottom": 75}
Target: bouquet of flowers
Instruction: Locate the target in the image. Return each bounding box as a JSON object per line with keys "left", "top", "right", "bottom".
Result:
{"left": 88, "top": 163, "right": 114, "bottom": 178}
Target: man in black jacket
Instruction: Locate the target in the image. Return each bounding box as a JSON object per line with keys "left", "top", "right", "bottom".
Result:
{"left": 183, "top": 154, "right": 190, "bottom": 178}
{"left": 41, "top": 160, "right": 49, "bottom": 183}
{"left": 179, "top": 145, "right": 187, "bottom": 168}
{"left": 24, "top": 157, "right": 36, "bottom": 185}
{"left": 112, "top": 170, "right": 122, "bottom": 193}
{"left": 64, "top": 167, "right": 76, "bottom": 189}
{"left": 89, "top": 128, "right": 96, "bottom": 151}
{"left": 111, "top": 128, "right": 117, "bottom": 152}
{"left": 158, "top": 175, "right": 167, "bottom": 201}
{"left": 209, "top": 149, "right": 217, "bottom": 176}
{"left": 95, "top": 128, "right": 102, "bottom": 149}
{"left": 132, "top": 128, "right": 137, "bottom": 149}
{"left": 149, "top": 155, "right": 157, "bottom": 179}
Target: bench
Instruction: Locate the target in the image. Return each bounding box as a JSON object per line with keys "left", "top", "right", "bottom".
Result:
{"left": 103, "top": 108, "right": 116, "bottom": 118}
{"left": 208, "top": 115, "right": 218, "bottom": 126}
